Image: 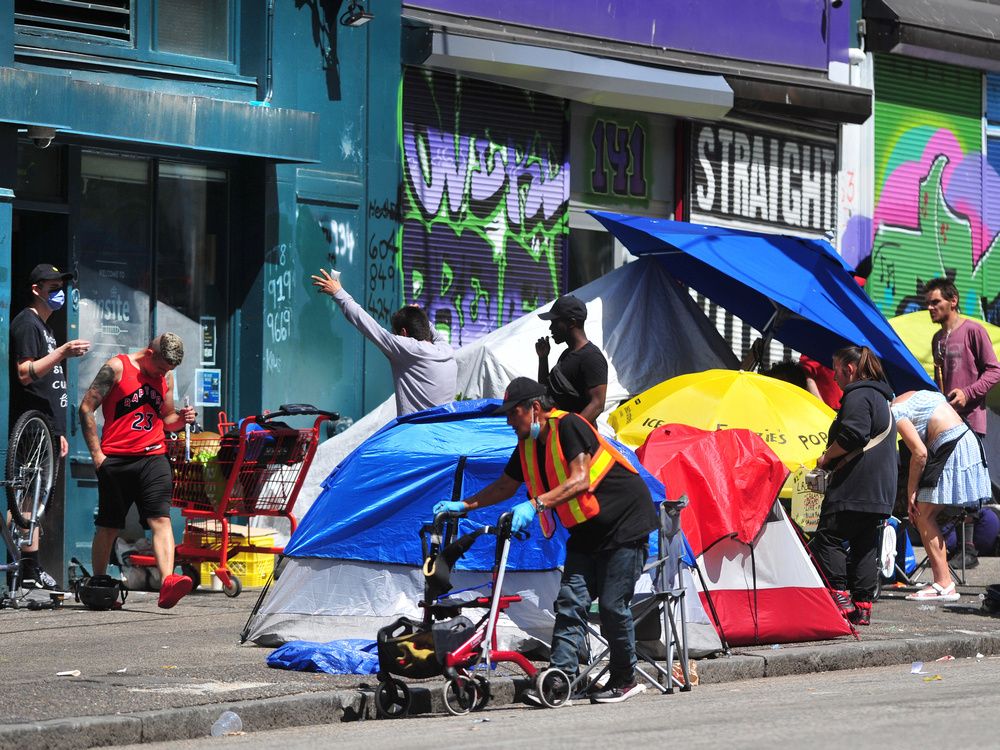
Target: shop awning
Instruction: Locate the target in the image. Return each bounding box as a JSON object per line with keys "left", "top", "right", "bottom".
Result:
{"left": 865, "top": 0, "right": 1000, "bottom": 72}
{"left": 0, "top": 67, "right": 319, "bottom": 163}
{"left": 421, "top": 30, "right": 733, "bottom": 120}
{"left": 404, "top": 10, "right": 871, "bottom": 124}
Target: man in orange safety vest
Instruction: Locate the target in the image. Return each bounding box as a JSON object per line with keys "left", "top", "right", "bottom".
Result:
{"left": 434, "top": 377, "right": 657, "bottom": 704}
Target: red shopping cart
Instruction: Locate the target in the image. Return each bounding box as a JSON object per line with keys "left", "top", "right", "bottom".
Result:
{"left": 129, "top": 404, "right": 337, "bottom": 596}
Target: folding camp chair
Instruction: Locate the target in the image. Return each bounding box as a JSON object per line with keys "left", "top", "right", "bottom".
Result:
{"left": 905, "top": 503, "right": 981, "bottom": 587}
{"left": 572, "top": 499, "right": 692, "bottom": 696}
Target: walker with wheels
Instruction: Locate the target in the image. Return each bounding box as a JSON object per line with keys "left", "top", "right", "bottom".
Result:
{"left": 374, "top": 510, "right": 570, "bottom": 718}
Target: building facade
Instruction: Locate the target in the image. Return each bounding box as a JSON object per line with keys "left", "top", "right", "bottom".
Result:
{"left": 1, "top": 0, "right": 399, "bottom": 583}
{"left": 399, "top": 0, "right": 869, "bottom": 359}
{"left": 849, "top": 0, "right": 1000, "bottom": 323}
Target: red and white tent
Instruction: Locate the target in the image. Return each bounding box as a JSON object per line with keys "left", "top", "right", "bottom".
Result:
{"left": 637, "top": 424, "right": 852, "bottom": 647}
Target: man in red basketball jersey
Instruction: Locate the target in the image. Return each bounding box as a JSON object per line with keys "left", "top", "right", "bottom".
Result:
{"left": 79, "top": 333, "right": 196, "bottom": 609}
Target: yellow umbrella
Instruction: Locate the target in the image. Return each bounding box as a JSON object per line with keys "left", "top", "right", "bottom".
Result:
{"left": 888, "top": 311, "right": 1000, "bottom": 407}
{"left": 609, "top": 369, "right": 836, "bottom": 471}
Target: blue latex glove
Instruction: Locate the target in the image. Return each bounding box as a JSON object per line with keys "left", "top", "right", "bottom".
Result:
{"left": 433, "top": 500, "right": 466, "bottom": 514}
{"left": 510, "top": 500, "right": 537, "bottom": 534}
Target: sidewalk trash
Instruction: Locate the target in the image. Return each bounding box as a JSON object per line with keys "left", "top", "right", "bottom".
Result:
{"left": 770, "top": 644, "right": 782, "bottom": 650}
{"left": 922, "top": 675, "right": 942, "bottom": 682}
{"left": 211, "top": 710, "right": 242, "bottom": 737}
{"left": 935, "top": 655, "right": 954, "bottom": 661}
{"left": 910, "top": 662, "right": 926, "bottom": 674}
{"left": 115, "top": 668, "right": 127, "bottom": 674}
{"left": 56, "top": 670, "right": 81, "bottom": 677}
{"left": 976, "top": 653, "right": 985, "bottom": 659}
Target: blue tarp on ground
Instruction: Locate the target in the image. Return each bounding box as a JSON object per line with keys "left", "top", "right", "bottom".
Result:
{"left": 590, "top": 212, "right": 936, "bottom": 395}
{"left": 267, "top": 639, "right": 379, "bottom": 675}
{"left": 285, "top": 400, "right": 670, "bottom": 571}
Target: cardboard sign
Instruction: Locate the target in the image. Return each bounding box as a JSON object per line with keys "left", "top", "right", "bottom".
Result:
{"left": 789, "top": 465, "right": 823, "bottom": 534}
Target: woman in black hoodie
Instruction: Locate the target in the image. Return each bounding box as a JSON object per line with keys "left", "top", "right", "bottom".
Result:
{"left": 811, "top": 346, "right": 897, "bottom": 626}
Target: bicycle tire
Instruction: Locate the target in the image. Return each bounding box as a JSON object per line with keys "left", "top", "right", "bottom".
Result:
{"left": 6, "top": 410, "right": 57, "bottom": 530}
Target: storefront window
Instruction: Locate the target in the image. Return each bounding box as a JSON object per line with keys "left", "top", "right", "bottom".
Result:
{"left": 77, "top": 152, "right": 153, "bottom": 407}
{"left": 156, "top": 162, "right": 228, "bottom": 430}
{"left": 75, "top": 152, "right": 229, "bottom": 431}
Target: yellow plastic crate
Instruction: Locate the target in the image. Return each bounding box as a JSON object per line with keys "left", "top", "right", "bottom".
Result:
{"left": 200, "top": 551, "right": 275, "bottom": 588}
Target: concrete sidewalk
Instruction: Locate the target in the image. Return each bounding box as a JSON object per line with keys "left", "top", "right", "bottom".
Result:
{"left": 4, "top": 557, "right": 1000, "bottom": 750}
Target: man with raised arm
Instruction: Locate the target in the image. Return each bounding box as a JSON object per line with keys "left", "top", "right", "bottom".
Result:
{"left": 79, "top": 333, "right": 196, "bottom": 609}
{"left": 312, "top": 268, "right": 457, "bottom": 415}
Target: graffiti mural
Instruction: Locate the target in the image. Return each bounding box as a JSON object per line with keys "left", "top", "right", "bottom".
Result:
{"left": 848, "top": 59, "right": 1000, "bottom": 323}
{"left": 400, "top": 68, "right": 568, "bottom": 346}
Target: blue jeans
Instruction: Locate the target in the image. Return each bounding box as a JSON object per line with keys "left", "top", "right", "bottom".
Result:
{"left": 549, "top": 544, "right": 645, "bottom": 684}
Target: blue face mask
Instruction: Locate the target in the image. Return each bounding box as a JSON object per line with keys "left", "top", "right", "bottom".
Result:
{"left": 46, "top": 289, "right": 65, "bottom": 311}
{"left": 529, "top": 419, "right": 541, "bottom": 440}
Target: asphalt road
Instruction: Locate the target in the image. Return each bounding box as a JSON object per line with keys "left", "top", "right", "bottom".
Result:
{"left": 120, "top": 655, "right": 1000, "bottom": 750}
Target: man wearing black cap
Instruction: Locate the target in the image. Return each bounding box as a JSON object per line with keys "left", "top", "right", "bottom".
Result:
{"left": 9, "top": 264, "right": 91, "bottom": 589}
{"left": 536, "top": 294, "right": 608, "bottom": 424}
{"left": 434, "top": 376, "right": 657, "bottom": 704}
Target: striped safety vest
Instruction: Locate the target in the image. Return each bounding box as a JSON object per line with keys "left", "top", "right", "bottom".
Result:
{"left": 519, "top": 410, "right": 638, "bottom": 538}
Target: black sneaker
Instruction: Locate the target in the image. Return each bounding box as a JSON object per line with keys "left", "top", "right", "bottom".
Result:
{"left": 590, "top": 680, "right": 646, "bottom": 704}
{"left": 848, "top": 600, "right": 872, "bottom": 626}
{"left": 830, "top": 589, "right": 855, "bottom": 617}
{"left": 34, "top": 566, "right": 59, "bottom": 590}
{"left": 20, "top": 561, "right": 58, "bottom": 590}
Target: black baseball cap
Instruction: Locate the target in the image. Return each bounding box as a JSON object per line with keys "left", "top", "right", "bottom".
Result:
{"left": 29, "top": 264, "right": 74, "bottom": 285}
{"left": 538, "top": 294, "right": 587, "bottom": 322}
{"left": 494, "top": 377, "right": 546, "bottom": 414}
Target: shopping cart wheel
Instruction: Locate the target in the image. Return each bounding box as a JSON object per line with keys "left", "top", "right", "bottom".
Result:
{"left": 536, "top": 667, "right": 571, "bottom": 708}
{"left": 222, "top": 575, "right": 242, "bottom": 598}
{"left": 472, "top": 674, "right": 490, "bottom": 711}
{"left": 442, "top": 675, "right": 478, "bottom": 716}
{"left": 375, "top": 678, "right": 411, "bottom": 719}
{"left": 180, "top": 564, "right": 201, "bottom": 591}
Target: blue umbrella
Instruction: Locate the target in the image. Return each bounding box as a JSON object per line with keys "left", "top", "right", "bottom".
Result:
{"left": 590, "top": 211, "right": 935, "bottom": 394}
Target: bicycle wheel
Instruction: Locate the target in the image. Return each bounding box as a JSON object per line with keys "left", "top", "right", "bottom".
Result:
{"left": 6, "top": 411, "right": 57, "bottom": 530}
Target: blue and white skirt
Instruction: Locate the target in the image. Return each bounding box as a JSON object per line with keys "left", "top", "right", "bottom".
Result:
{"left": 917, "top": 425, "right": 991, "bottom": 506}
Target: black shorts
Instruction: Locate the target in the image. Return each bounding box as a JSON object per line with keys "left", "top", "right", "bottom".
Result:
{"left": 95, "top": 454, "right": 173, "bottom": 529}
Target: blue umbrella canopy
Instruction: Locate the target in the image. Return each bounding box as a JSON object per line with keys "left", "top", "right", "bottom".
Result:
{"left": 591, "top": 211, "right": 935, "bottom": 394}
{"left": 286, "top": 399, "right": 667, "bottom": 571}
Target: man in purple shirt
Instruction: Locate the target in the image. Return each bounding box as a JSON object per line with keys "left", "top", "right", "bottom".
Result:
{"left": 924, "top": 278, "right": 1000, "bottom": 437}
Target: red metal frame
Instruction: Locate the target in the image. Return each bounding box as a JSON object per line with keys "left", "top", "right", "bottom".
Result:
{"left": 130, "top": 412, "right": 331, "bottom": 590}
{"left": 441, "top": 594, "right": 537, "bottom": 677}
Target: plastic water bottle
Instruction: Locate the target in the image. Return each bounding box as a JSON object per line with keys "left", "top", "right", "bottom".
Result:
{"left": 210, "top": 710, "right": 242, "bottom": 737}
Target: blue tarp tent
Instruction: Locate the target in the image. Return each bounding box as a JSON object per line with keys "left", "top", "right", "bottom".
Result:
{"left": 285, "top": 399, "right": 668, "bottom": 572}
{"left": 590, "top": 212, "right": 936, "bottom": 394}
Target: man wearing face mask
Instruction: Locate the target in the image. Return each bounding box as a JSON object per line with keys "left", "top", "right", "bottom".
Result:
{"left": 9, "top": 264, "right": 91, "bottom": 589}
{"left": 435, "top": 377, "right": 657, "bottom": 704}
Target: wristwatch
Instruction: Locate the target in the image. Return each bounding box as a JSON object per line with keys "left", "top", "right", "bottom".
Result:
{"left": 531, "top": 496, "right": 544, "bottom": 512}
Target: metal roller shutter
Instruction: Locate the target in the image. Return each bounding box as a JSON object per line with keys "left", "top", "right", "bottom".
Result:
{"left": 401, "top": 67, "right": 568, "bottom": 348}
{"left": 871, "top": 55, "right": 985, "bottom": 319}
{"left": 987, "top": 74, "right": 1000, "bottom": 322}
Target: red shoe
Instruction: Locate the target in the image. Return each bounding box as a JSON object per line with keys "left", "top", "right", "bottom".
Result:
{"left": 158, "top": 574, "right": 193, "bottom": 609}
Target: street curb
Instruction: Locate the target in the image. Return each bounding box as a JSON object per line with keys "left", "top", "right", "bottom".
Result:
{"left": 4, "top": 633, "right": 1000, "bottom": 749}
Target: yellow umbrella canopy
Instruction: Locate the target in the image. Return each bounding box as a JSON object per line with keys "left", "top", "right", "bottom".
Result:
{"left": 889, "top": 310, "right": 1000, "bottom": 378}
{"left": 609, "top": 369, "right": 836, "bottom": 470}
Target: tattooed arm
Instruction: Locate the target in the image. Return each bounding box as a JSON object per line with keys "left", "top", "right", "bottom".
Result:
{"left": 79, "top": 358, "right": 122, "bottom": 470}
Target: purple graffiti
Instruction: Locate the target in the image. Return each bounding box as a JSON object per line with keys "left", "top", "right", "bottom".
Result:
{"left": 403, "top": 124, "right": 564, "bottom": 227}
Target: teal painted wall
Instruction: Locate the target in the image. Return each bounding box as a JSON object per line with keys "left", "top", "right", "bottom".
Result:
{"left": 0, "top": 1, "right": 403, "bottom": 584}
{"left": 259, "top": 2, "right": 402, "bottom": 427}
